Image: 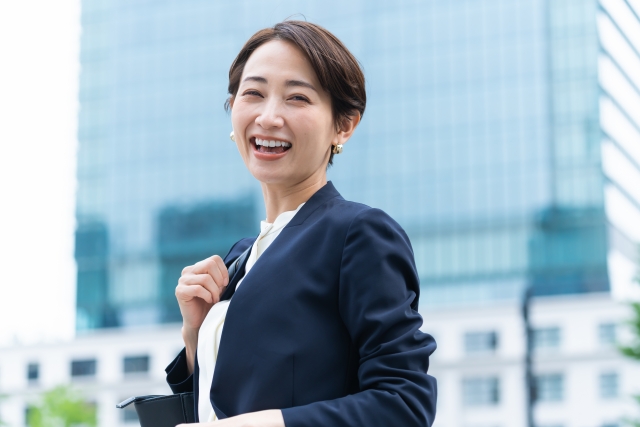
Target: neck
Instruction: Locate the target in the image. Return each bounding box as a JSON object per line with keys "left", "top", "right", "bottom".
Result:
{"left": 260, "top": 174, "right": 327, "bottom": 222}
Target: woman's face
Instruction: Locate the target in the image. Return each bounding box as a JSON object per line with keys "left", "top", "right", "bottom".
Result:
{"left": 230, "top": 40, "right": 340, "bottom": 187}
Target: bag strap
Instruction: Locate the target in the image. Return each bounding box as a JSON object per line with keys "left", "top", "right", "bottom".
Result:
{"left": 220, "top": 245, "right": 252, "bottom": 301}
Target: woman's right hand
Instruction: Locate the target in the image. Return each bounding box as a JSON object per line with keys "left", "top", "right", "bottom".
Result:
{"left": 175, "top": 255, "right": 229, "bottom": 372}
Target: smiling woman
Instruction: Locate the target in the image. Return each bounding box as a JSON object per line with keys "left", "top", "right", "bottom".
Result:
{"left": 167, "top": 20, "right": 437, "bottom": 427}
{"left": 225, "top": 21, "right": 365, "bottom": 170}
{"left": 229, "top": 39, "right": 358, "bottom": 196}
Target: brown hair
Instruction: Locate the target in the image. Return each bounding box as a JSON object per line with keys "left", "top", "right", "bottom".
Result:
{"left": 226, "top": 20, "right": 366, "bottom": 165}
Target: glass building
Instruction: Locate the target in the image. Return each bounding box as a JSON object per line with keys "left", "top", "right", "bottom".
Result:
{"left": 75, "top": 0, "right": 640, "bottom": 330}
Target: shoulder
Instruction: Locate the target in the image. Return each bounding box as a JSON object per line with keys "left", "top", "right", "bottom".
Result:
{"left": 299, "top": 192, "right": 412, "bottom": 254}
{"left": 324, "top": 197, "right": 406, "bottom": 231}
{"left": 331, "top": 199, "right": 411, "bottom": 246}
{"left": 335, "top": 202, "right": 421, "bottom": 311}
{"left": 341, "top": 204, "right": 414, "bottom": 264}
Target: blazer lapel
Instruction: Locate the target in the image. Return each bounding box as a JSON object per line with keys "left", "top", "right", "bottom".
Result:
{"left": 232, "top": 181, "right": 343, "bottom": 294}
{"left": 220, "top": 246, "right": 253, "bottom": 301}
{"left": 216, "top": 179, "right": 338, "bottom": 302}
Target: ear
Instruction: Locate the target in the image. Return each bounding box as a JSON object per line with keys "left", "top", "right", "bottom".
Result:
{"left": 333, "top": 113, "right": 361, "bottom": 146}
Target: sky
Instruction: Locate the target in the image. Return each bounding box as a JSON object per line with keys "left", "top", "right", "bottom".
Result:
{"left": 0, "top": 0, "right": 80, "bottom": 346}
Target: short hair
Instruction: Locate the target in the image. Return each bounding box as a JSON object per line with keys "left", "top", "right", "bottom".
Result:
{"left": 226, "top": 20, "right": 366, "bottom": 165}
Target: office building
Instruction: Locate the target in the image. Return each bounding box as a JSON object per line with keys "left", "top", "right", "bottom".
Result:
{"left": 75, "top": 0, "right": 640, "bottom": 330}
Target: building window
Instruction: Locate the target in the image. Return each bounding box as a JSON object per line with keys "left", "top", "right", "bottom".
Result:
{"left": 464, "top": 331, "right": 498, "bottom": 354}
{"left": 535, "top": 374, "right": 564, "bottom": 402}
{"left": 532, "top": 327, "right": 561, "bottom": 350}
{"left": 462, "top": 376, "right": 500, "bottom": 406}
{"left": 598, "top": 323, "right": 616, "bottom": 347}
{"left": 71, "top": 359, "right": 97, "bottom": 378}
{"left": 599, "top": 372, "right": 618, "bottom": 399}
{"left": 27, "top": 363, "right": 39, "bottom": 383}
{"left": 123, "top": 355, "right": 150, "bottom": 375}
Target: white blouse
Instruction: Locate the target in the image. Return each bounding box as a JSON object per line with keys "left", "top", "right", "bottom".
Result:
{"left": 196, "top": 203, "right": 305, "bottom": 422}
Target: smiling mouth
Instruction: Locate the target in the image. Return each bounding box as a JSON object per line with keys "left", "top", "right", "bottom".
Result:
{"left": 252, "top": 137, "right": 292, "bottom": 155}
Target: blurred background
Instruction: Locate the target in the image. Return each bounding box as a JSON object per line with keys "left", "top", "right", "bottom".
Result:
{"left": 1, "top": 0, "right": 640, "bottom": 426}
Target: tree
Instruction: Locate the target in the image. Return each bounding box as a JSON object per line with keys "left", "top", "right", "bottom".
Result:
{"left": 619, "top": 267, "right": 640, "bottom": 427}
{"left": 27, "top": 385, "right": 96, "bottom": 427}
{"left": 620, "top": 303, "right": 640, "bottom": 361}
{"left": 0, "top": 394, "right": 8, "bottom": 426}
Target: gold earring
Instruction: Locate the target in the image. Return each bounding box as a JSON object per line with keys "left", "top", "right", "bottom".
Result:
{"left": 332, "top": 144, "right": 343, "bottom": 154}
{"left": 230, "top": 131, "right": 235, "bottom": 142}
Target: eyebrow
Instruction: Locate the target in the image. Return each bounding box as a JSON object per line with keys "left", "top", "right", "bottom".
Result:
{"left": 242, "top": 76, "right": 317, "bottom": 92}
{"left": 285, "top": 79, "right": 317, "bottom": 92}
{"left": 243, "top": 76, "right": 267, "bottom": 84}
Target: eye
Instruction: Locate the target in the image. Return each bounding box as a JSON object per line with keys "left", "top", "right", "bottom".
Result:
{"left": 289, "top": 94, "right": 310, "bottom": 103}
{"left": 242, "top": 90, "right": 263, "bottom": 97}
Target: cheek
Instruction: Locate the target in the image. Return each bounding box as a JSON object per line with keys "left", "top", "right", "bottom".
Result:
{"left": 294, "top": 114, "right": 335, "bottom": 148}
{"left": 230, "top": 109, "right": 243, "bottom": 130}
{"left": 231, "top": 101, "right": 254, "bottom": 129}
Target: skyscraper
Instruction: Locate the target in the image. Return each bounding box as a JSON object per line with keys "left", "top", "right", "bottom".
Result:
{"left": 75, "top": 0, "right": 640, "bottom": 330}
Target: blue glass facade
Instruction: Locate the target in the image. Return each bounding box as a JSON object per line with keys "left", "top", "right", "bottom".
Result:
{"left": 76, "top": 0, "right": 639, "bottom": 329}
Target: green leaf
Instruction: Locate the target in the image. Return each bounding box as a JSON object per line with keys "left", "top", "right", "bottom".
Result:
{"left": 0, "top": 394, "right": 8, "bottom": 426}
{"left": 620, "top": 303, "right": 640, "bottom": 361}
{"left": 27, "top": 385, "right": 96, "bottom": 427}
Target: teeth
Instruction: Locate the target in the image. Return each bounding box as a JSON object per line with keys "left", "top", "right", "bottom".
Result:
{"left": 254, "top": 138, "right": 291, "bottom": 148}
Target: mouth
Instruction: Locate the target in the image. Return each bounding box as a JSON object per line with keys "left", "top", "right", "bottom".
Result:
{"left": 251, "top": 137, "right": 292, "bottom": 155}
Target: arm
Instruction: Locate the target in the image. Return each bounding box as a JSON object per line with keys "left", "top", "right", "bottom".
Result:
{"left": 166, "top": 238, "right": 254, "bottom": 392}
{"left": 175, "top": 253, "right": 229, "bottom": 373}
{"left": 281, "top": 208, "right": 437, "bottom": 427}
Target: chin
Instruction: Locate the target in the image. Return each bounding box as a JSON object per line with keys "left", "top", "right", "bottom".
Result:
{"left": 249, "top": 168, "right": 291, "bottom": 186}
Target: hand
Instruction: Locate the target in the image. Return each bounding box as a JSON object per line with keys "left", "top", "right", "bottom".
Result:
{"left": 176, "top": 255, "right": 230, "bottom": 332}
{"left": 175, "top": 255, "right": 229, "bottom": 373}
{"left": 177, "top": 409, "right": 285, "bottom": 427}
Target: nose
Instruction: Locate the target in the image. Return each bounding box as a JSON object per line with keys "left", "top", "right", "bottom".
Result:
{"left": 255, "top": 98, "right": 284, "bottom": 129}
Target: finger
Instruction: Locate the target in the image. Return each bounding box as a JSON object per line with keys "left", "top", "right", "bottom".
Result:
{"left": 190, "top": 256, "right": 217, "bottom": 275}
{"left": 180, "top": 273, "right": 220, "bottom": 300}
{"left": 175, "top": 282, "right": 213, "bottom": 304}
{"left": 181, "top": 264, "right": 194, "bottom": 275}
{"left": 206, "top": 255, "right": 229, "bottom": 288}
{"left": 190, "top": 255, "right": 229, "bottom": 288}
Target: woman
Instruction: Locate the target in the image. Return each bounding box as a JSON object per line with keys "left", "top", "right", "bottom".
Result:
{"left": 167, "top": 20, "right": 437, "bottom": 427}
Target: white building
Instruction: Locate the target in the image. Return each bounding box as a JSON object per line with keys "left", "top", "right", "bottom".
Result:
{"left": 425, "top": 293, "right": 640, "bottom": 427}
{"left": 1, "top": 293, "right": 639, "bottom": 427}
{"left": 0, "top": 325, "right": 182, "bottom": 427}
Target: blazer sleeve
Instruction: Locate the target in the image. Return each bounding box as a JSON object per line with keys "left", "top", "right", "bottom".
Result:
{"left": 281, "top": 208, "right": 437, "bottom": 427}
{"left": 165, "top": 347, "right": 194, "bottom": 394}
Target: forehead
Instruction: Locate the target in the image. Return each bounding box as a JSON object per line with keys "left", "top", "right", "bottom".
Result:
{"left": 241, "top": 40, "right": 321, "bottom": 86}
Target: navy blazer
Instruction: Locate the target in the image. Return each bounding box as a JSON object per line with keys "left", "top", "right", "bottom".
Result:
{"left": 166, "top": 182, "right": 437, "bottom": 426}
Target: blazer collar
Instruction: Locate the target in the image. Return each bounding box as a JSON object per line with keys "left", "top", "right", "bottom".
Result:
{"left": 287, "top": 181, "right": 342, "bottom": 227}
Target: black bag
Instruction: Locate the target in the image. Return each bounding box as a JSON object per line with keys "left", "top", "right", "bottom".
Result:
{"left": 117, "top": 393, "right": 195, "bottom": 426}
{"left": 116, "top": 246, "right": 252, "bottom": 425}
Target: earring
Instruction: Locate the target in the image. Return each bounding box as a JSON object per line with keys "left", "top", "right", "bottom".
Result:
{"left": 332, "top": 144, "right": 343, "bottom": 154}
{"left": 230, "top": 131, "right": 235, "bottom": 142}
